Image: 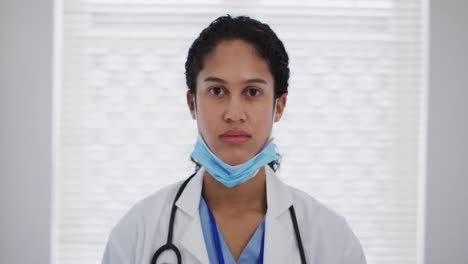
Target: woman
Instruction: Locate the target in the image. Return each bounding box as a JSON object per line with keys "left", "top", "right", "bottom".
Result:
{"left": 102, "top": 15, "right": 366, "bottom": 264}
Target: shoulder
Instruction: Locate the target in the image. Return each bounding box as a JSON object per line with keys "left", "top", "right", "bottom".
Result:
{"left": 102, "top": 180, "right": 184, "bottom": 263}
{"left": 110, "top": 180, "right": 183, "bottom": 236}
{"left": 287, "top": 184, "right": 346, "bottom": 228}
{"left": 286, "top": 184, "right": 367, "bottom": 263}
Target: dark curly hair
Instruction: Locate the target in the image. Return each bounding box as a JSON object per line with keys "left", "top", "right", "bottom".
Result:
{"left": 185, "top": 14, "right": 289, "bottom": 99}
{"left": 186, "top": 15, "right": 288, "bottom": 173}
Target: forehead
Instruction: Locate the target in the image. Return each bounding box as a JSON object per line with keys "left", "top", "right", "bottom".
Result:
{"left": 197, "top": 39, "right": 274, "bottom": 85}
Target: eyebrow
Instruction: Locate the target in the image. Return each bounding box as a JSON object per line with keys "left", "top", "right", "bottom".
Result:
{"left": 204, "top": 77, "right": 268, "bottom": 85}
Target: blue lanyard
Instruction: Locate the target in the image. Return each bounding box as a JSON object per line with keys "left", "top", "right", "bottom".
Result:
{"left": 206, "top": 207, "right": 265, "bottom": 264}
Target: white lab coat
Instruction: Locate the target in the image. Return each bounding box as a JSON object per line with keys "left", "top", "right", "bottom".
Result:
{"left": 102, "top": 166, "right": 367, "bottom": 264}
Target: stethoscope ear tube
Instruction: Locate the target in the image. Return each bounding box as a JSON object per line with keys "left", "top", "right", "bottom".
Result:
{"left": 289, "top": 206, "right": 307, "bottom": 264}
{"left": 151, "top": 173, "right": 197, "bottom": 264}
{"left": 167, "top": 173, "right": 196, "bottom": 244}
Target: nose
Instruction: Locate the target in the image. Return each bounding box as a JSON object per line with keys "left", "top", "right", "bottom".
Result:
{"left": 223, "top": 96, "right": 246, "bottom": 122}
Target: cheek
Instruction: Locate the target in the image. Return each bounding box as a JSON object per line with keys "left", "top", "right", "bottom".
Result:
{"left": 253, "top": 110, "right": 274, "bottom": 133}
{"left": 196, "top": 105, "right": 219, "bottom": 131}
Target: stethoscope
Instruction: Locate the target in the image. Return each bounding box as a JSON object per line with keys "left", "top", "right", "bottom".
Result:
{"left": 151, "top": 173, "right": 307, "bottom": 264}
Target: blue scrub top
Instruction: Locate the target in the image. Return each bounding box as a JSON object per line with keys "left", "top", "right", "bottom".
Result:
{"left": 199, "top": 196, "right": 266, "bottom": 264}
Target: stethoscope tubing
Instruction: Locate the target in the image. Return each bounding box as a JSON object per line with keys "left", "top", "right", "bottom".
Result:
{"left": 151, "top": 173, "right": 307, "bottom": 264}
{"left": 151, "top": 173, "right": 195, "bottom": 264}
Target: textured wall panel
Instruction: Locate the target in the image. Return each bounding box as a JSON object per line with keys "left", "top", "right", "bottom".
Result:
{"left": 57, "top": 1, "right": 425, "bottom": 263}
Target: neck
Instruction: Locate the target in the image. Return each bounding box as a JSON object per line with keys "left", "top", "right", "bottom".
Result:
{"left": 202, "top": 167, "right": 267, "bottom": 213}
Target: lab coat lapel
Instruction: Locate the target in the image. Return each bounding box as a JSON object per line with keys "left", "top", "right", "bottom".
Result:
{"left": 263, "top": 166, "right": 297, "bottom": 263}
{"left": 172, "top": 166, "right": 297, "bottom": 263}
{"left": 175, "top": 168, "right": 209, "bottom": 264}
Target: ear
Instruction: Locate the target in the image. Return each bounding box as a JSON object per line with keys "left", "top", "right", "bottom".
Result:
{"left": 274, "top": 94, "right": 287, "bottom": 122}
{"left": 186, "top": 90, "right": 196, "bottom": 120}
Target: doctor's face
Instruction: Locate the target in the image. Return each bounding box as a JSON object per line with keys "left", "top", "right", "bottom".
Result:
{"left": 187, "top": 39, "right": 286, "bottom": 165}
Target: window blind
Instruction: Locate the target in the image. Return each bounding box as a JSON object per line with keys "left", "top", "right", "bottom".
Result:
{"left": 56, "top": 0, "right": 425, "bottom": 263}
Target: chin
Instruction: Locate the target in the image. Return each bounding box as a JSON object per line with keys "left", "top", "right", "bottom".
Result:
{"left": 215, "top": 142, "right": 258, "bottom": 165}
{"left": 225, "top": 159, "right": 247, "bottom": 166}
{"left": 220, "top": 153, "right": 251, "bottom": 166}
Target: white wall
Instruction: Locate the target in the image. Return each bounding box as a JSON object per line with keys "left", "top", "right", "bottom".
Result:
{"left": 1, "top": 0, "right": 467, "bottom": 263}
{"left": 425, "top": 0, "right": 468, "bottom": 263}
{"left": 0, "top": 0, "right": 53, "bottom": 263}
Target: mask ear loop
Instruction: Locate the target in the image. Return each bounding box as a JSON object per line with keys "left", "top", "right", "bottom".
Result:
{"left": 193, "top": 94, "right": 209, "bottom": 144}
{"left": 266, "top": 98, "right": 280, "bottom": 168}
{"left": 196, "top": 94, "right": 277, "bottom": 122}
{"left": 194, "top": 94, "right": 278, "bottom": 142}
{"left": 192, "top": 93, "right": 197, "bottom": 118}
{"left": 266, "top": 98, "right": 279, "bottom": 145}
{"left": 272, "top": 98, "right": 278, "bottom": 124}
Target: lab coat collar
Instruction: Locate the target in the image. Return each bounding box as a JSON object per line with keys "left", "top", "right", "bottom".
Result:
{"left": 264, "top": 165, "right": 294, "bottom": 217}
{"left": 263, "top": 165, "right": 296, "bottom": 264}
{"left": 175, "top": 166, "right": 294, "bottom": 218}
{"left": 175, "top": 165, "right": 295, "bottom": 263}
{"left": 176, "top": 167, "right": 208, "bottom": 263}
{"left": 175, "top": 167, "right": 205, "bottom": 218}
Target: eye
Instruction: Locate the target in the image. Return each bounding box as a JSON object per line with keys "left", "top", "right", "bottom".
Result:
{"left": 246, "top": 87, "right": 261, "bottom": 97}
{"left": 209, "top": 86, "right": 225, "bottom": 96}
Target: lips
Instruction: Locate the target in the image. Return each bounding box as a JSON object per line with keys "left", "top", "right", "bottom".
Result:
{"left": 220, "top": 130, "right": 251, "bottom": 144}
{"left": 221, "top": 130, "right": 250, "bottom": 137}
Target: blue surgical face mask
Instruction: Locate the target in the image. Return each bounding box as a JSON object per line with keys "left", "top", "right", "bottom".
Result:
{"left": 191, "top": 135, "right": 278, "bottom": 188}
{"left": 191, "top": 96, "right": 279, "bottom": 188}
